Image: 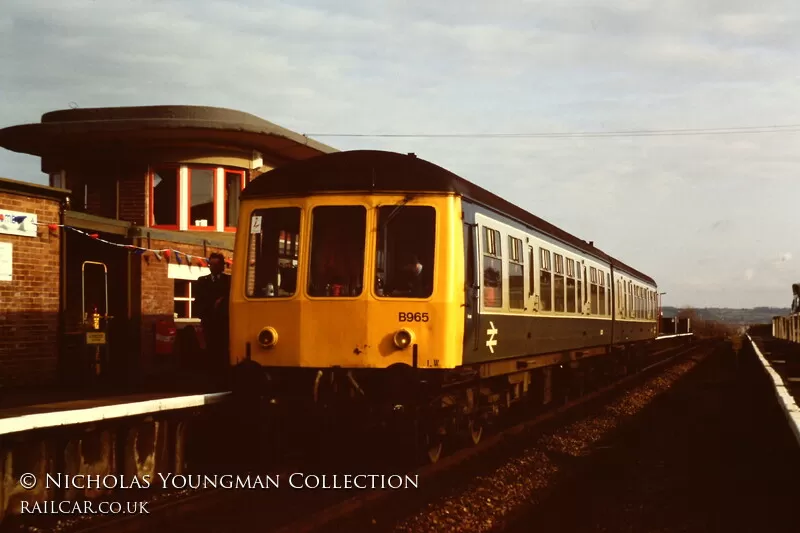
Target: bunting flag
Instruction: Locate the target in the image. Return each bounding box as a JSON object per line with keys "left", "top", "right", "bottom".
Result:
{"left": 32, "top": 221, "right": 233, "bottom": 268}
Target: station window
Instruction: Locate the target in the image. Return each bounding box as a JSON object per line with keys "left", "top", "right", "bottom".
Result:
{"left": 508, "top": 236, "right": 524, "bottom": 309}
{"left": 553, "top": 253, "right": 565, "bottom": 312}
{"left": 150, "top": 165, "right": 246, "bottom": 231}
{"left": 246, "top": 207, "right": 301, "bottom": 298}
{"left": 566, "top": 258, "right": 576, "bottom": 313}
{"left": 598, "top": 271, "right": 606, "bottom": 316}
{"left": 589, "top": 267, "right": 598, "bottom": 315}
{"left": 225, "top": 171, "right": 246, "bottom": 228}
{"left": 539, "top": 248, "right": 552, "bottom": 311}
{"left": 482, "top": 227, "right": 503, "bottom": 308}
{"left": 151, "top": 167, "right": 179, "bottom": 227}
{"left": 173, "top": 279, "right": 195, "bottom": 319}
{"left": 308, "top": 205, "right": 367, "bottom": 297}
{"left": 375, "top": 205, "right": 435, "bottom": 298}
{"left": 189, "top": 168, "right": 215, "bottom": 228}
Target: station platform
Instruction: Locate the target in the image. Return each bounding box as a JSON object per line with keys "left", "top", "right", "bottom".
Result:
{"left": 0, "top": 389, "right": 230, "bottom": 436}
{"left": 746, "top": 333, "right": 800, "bottom": 446}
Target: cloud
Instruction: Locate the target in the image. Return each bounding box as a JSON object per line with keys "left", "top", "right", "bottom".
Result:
{"left": 3, "top": 0, "right": 800, "bottom": 307}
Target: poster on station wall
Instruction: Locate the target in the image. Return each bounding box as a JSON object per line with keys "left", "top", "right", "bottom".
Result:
{"left": 0, "top": 209, "right": 38, "bottom": 238}
{"left": 0, "top": 242, "right": 11, "bottom": 281}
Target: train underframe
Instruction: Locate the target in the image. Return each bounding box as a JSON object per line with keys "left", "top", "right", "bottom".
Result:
{"left": 230, "top": 341, "right": 653, "bottom": 465}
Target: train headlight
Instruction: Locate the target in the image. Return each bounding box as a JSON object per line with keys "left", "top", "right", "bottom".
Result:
{"left": 393, "top": 328, "right": 415, "bottom": 350}
{"left": 258, "top": 327, "right": 279, "bottom": 348}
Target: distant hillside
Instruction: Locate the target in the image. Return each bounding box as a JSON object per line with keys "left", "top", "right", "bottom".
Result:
{"left": 662, "top": 306, "right": 790, "bottom": 325}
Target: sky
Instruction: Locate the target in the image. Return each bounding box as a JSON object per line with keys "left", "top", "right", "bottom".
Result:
{"left": 2, "top": 0, "right": 800, "bottom": 308}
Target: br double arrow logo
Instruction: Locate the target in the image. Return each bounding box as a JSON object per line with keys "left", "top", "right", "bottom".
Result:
{"left": 486, "top": 321, "right": 498, "bottom": 353}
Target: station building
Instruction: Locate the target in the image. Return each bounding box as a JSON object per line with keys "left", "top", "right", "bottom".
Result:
{"left": 0, "top": 105, "right": 336, "bottom": 392}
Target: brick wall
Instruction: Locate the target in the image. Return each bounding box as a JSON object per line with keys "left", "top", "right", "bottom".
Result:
{"left": 138, "top": 238, "right": 232, "bottom": 371}
{"left": 65, "top": 165, "right": 147, "bottom": 225}
{"left": 118, "top": 166, "right": 147, "bottom": 225}
{"left": 0, "top": 191, "right": 61, "bottom": 388}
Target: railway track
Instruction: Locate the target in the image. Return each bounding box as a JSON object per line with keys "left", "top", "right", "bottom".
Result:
{"left": 12, "top": 338, "right": 701, "bottom": 533}
{"left": 280, "top": 338, "right": 710, "bottom": 533}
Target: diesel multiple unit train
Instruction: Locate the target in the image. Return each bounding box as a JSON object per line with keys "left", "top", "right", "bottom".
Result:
{"left": 229, "top": 150, "right": 661, "bottom": 462}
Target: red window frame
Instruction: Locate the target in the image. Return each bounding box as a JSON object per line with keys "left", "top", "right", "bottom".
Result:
{"left": 222, "top": 170, "right": 247, "bottom": 232}
{"left": 187, "top": 166, "right": 219, "bottom": 232}
{"left": 149, "top": 165, "right": 181, "bottom": 230}
{"left": 148, "top": 165, "right": 247, "bottom": 232}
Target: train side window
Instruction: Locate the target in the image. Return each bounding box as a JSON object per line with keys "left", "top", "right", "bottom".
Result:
{"left": 638, "top": 287, "right": 643, "bottom": 319}
{"left": 553, "top": 253, "right": 565, "bottom": 312}
{"left": 628, "top": 281, "right": 633, "bottom": 317}
{"left": 598, "top": 270, "right": 606, "bottom": 316}
{"left": 539, "top": 248, "right": 552, "bottom": 311}
{"left": 527, "top": 246, "right": 535, "bottom": 297}
{"left": 577, "top": 262, "right": 583, "bottom": 313}
{"left": 566, "top": 258, "right": 576, "bottom": 313}
{"left": 640, "top": 287, "right": 644, "bottom": 318}
{"left": 607, "top": 274, "right": 611, "bottom": 315}
{"left": 246, "top": 207, "right": 302, "bottom": 298}
{"left": 589, "top": 267, "right": 598, "bottom": 315}
{"left": 307, "top": 205, "right": 367, "bottom": 297}
{"left": 483, "top": 227, "right": 503, "bottom": 308}
{"left": 375, "top": 205, "right": 435, "bottom": 298}
{"left": 508, "top": 236, "right": 524, "bottom": 309}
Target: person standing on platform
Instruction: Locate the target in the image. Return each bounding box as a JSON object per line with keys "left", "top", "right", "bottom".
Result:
{"left": 194, "top": 252, "right": 231, "bottom": 378}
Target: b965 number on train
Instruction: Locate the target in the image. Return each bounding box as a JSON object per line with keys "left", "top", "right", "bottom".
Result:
{"left": 399, "top": 312, "right": 429, "bottom": 322}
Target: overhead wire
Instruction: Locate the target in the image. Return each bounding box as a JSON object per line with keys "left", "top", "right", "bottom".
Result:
{"left": 303, "top": 123, "right": 800, "bottom": 139}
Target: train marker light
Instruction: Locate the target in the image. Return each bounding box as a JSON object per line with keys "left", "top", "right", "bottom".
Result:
{"left": 258, "top": 327, "right": 279, "bottom": 348}
{"left": 393, "top": 329, "right": 414, "bottom": 350}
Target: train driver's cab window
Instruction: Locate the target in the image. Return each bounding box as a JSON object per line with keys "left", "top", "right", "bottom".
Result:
{"left": 540, "top": 248, "right": 552, "bottom": 312}
{"left": 482, "top": 227, "right": 502, "bottom": 308}
{"left": 246, "top": 207, "right": 301, "bottom": 298}
{"left": 375, "top": 205, "right": 435, "bottom": 298}
{"left": 309, "top": 205, "right": 367, "bottom": 297}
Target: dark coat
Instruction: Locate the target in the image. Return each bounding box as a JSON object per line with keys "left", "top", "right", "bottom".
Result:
{"left": 194, "top": 272, "right": 231, "bottom": 325}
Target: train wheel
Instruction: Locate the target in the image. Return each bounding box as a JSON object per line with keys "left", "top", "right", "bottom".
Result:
{"left": 419, "top": 422, "right": 445, "bottom": 464}
{"left": 425, "top": 434, "right": 443, "bottom": 464}
{"left": 468, "top": 418, "right": 483, "bottom": 446}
